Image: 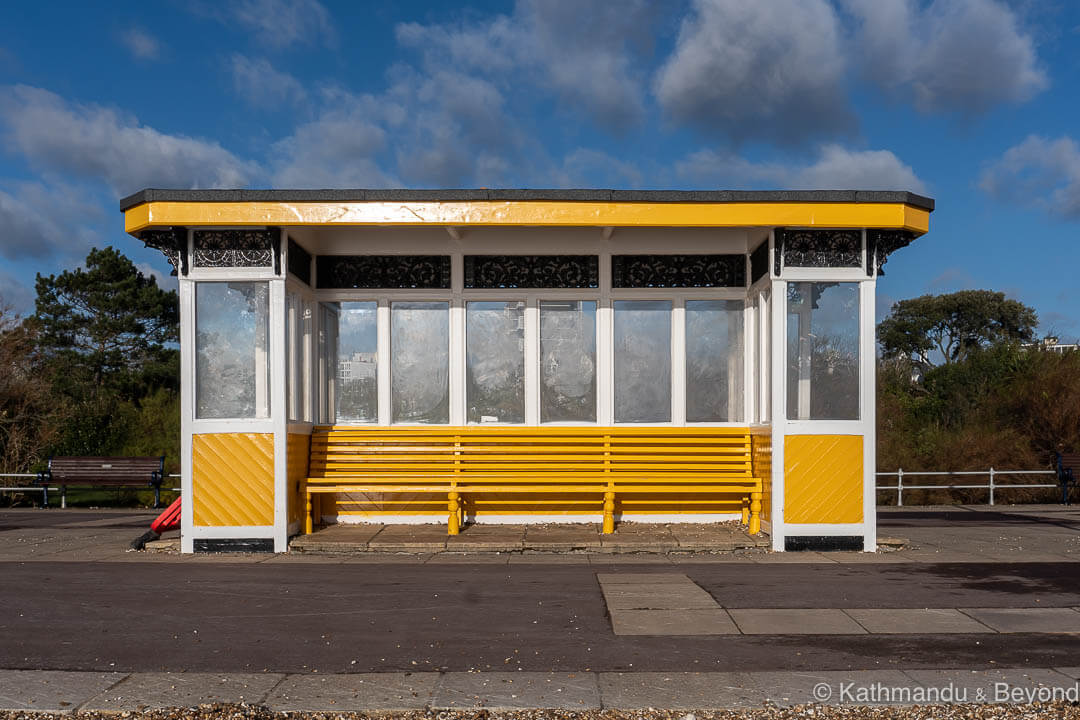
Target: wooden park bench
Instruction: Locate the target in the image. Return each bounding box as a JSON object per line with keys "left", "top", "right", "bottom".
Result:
{"left": 304, "top": 426, "right": 763, "bottom": 536}
{"left": 1055, "top": 451, "right": 1079, "bottom": 506}
{"left": 36, "top": 456, "right": 166, "bottom": 509}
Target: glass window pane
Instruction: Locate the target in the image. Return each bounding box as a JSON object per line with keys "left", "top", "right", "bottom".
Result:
{"left": 614, "top": 300, "right": 671, "bottom": 423}
{"left": 336, "top": 301, "right": 378, "bottom": 424}
{"left": 466, "top": 301, "right": 525, "bottom": 423}
{"left": 392, "top": 301, "right": 449, "bottom": 424}
{"left": 540, "top": 301, "right": 597, "bottom": 423}
{"left": 786, "top": 282, "right": 860, "bottom": 420}
{"left": 195, "top": 282, "right": 270, "bottom": 419}
{"left": 686, "top": 300, "right": 744, "bottom": 422}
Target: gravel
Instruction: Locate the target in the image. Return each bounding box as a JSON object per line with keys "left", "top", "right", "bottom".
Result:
{"left": 4, "top": 703, "right": 1080, "bottom": 720}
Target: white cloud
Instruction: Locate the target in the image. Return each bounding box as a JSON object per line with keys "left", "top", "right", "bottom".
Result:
{"left": 654, "top": 0, "right": 855, "bottom": 145}
{"left": 843, "top": 0, "right": 1047, "bottom": 114}
{"left": 230, "top": 55, "right": 306, "bottom": 107}
{"left": 271, "top": 68, "right": 539, "bottom": 188}
{"left": 0, "top": 85, "right": 257, "bottom": 196}
{"left": 979, "top": 135, "right": 1080, "bottom": 219}
{"left": 135, "top": 262, "right": 178, "bottom": 291}
{"left": 119, "top": 27, "right": 161, "bottom": 60}
{"left": 0, "top": 267, "right": 35, "bottom": 316}
{"left": 554, "top": 149, "right": 644, "bottom": 188}
{"left": 230, "top": 0, "right": 337, "bottom": 49}
{"left": 0, "top": 181, "right": 102, "bottom": 261}
{"left": 396, "top": 0, "right": 657, "bottom": 132}
{"left": 676, "top": 145, "right": 926, "bottom": 192}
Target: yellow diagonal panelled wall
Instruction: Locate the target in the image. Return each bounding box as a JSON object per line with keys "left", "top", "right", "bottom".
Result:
{"left": 751, "top": 427, "right": 772, "bottom": 523}
{"left": 783, "top": 434, "right": 863, "bottom": 524}
{"left": 192, "top": 433, "right": 275, "bottom": 527}
{"left": 286, "top": 433, "right": 311, "bottom": 527}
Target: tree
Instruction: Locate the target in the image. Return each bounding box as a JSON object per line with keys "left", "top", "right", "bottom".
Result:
{"left": 33, "top": 247, "right": 179, "bottom": 400}
{"left": 878, "top": 290, "right": 1038, "bottom": 366}
{"left": 31, "top": 247, "right": 180, "bottom": 459}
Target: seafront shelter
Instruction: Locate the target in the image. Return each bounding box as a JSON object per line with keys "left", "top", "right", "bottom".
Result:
{"left": 122, "top": 189, "right": 933, "bottom": 553}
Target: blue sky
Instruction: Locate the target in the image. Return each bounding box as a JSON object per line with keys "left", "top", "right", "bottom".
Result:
{"left": 0, "top": 0, "right": 1078, "bottom": 339}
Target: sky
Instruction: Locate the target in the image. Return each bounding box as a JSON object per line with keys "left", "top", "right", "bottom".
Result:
{"left": 0, "top": 0, "right": 1078, "bottom": 340}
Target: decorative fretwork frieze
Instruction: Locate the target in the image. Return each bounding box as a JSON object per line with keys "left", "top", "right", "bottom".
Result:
{"left": 464, "top": 255, "right": 599, "bottom": 289}
{"left": 612, "top": 254, "right": 746, "bottom": 288}
{"left": 867, "top": 229, "right": 915, "bottom": 276}
{"left": 287, "top": 238, "right": 312, "bottom": 285}
{"left": 192, "top": 229, "right": 277, "bottom": 269}
{"left": 779, "top": 229, "right": 862, "bottom": 268}
{"left": 315, "top": 255, "right": 451, "bottom": 289}
{"left": 140, "top": 227, "right": 187, "bottom": 276}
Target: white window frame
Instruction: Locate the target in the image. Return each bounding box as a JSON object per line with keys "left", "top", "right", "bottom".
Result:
{"left": 313, "top": 249, "right": 756, "bottom": 428}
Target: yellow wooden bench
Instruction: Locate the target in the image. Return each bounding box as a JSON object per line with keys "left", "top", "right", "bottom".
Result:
{"left": 304, "top": 426, "right": 763, "bottom": 536}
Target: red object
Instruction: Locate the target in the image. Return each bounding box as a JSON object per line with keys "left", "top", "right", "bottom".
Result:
{"left": 150, "top": 496, "right": 181, "bottom": 534}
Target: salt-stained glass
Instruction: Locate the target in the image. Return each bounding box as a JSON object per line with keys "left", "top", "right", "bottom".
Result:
{"left": 540, "top": 301, "right": 596, "bottom": 423}
{"left": 614, "top": 300, "right": 671, "bottom": 423}
{"left": 787, "top": 282, "right": 860, "bottom": 420}
{"left": 195, "top": 282, "right": 270, "bottom": 419}
{"left": 466, "top": 301, "right": 525, "bottom": 423}
{"left": 686, "top": 300, "right": 744, "bottom": 422}
{"left": 392, "top": 302, "right": 449, "bottom": 424}
{"left": 336, "top": 302, "right": 378, "bottom": 423}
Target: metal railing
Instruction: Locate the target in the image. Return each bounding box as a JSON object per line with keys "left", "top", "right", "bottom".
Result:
{"left": 0, "top": 471, "right": 1063, "bottom": 508}
{"left": 875, "top": 469, "right": 1058, "bottom": 506}
{"left": 0, "top": 472, "right": 183, "bottom": 505}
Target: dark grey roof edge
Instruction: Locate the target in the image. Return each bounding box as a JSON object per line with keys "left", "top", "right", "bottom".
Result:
{"left": 120, "top": 188, "right": 934, "bottom": 213}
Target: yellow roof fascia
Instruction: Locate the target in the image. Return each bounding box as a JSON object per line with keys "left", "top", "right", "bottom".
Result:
{"left": 125, "top": 200, "right": 930, "bottom": 235}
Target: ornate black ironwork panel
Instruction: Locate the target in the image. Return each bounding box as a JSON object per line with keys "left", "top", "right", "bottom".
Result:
{"left": 287, "top": 238, "right": 312, "bottom": 285}
{"left": 192, "top": 230, "right": 275, "bottom": 268}
{"left": 316, "top": 255, "right": 451, "bottom": 289}
{"left": 463, "top": 255, "right": 598, "bottom": 289}
{"left": 750, "top": 241, "right": 769, "bottom": 283}
{"left": 778, "top": 229, "right": 862, "bottom": 268}
{"left": 612, "top": 254, "right": 746, "bottom": 288}
{"left": 140, "top": 227, "right": 188, "bottom": 276}
{"left": 867, "top": 229, "right": 914, "bottom": 276}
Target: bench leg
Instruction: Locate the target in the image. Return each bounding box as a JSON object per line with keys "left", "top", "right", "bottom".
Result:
{"left": 304, "top": 493, "right": 313, "bottom": 534}
{"left": 448, "top": 492, "right": 460, "bottom": 535}
{"left": 740, "top": 499, "right": 750, "bottom": 526}
{"left": 61, "top": 486, "right": 66, "bottom": 510}
{"left": 748, "top": 491, "right": 762, "bottom": 535}
{"left": 602, "top": 491, "right": 615, "bottom": 534}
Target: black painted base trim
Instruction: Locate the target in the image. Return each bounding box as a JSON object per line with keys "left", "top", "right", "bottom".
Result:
{"left": 193, "top": 538, "right": 274, "bottom": 553}
{"left": 785, "top": 536, "right": 864, "bottom": 552}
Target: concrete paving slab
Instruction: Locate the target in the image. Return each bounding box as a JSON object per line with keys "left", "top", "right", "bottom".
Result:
{"left": 262, "top": 553, "right": 345, "bottom": 563}
{"left": 508, "top": 554, "right": 591, "bottom": 564}
{"left": 597, "top": 572, "right": 695, "bottom": 585}
{"left": 671, "top": 553, "right": 758, "bottom": 564}
{"left": 589, "top": 555, "right": 675, "bottom": 565}
{"left": 523, "top": 524, "right": 602, "bottom": 550}
{"left": 428, "top": 553, "right": 509, "bottom": 564}
{"left": 844, "top": 608, "right": 995, "bottom": 634}
{"left": 902, "top": 668, "right": 1076, "bottom": 704}
{"left": 265, "top": 673, "right": 437, "bottom": 711}
{"left": 367, "top": 524, "right": 448, "bottom": 552}
{"left": 602, "top": 583, "right": 718, "bottom": 610}
{"left": 743, "top": 670, "right": 916, "bottom": 706}
{"left": 599, "top": 524, "right": 678, "bottom": 552}
{"left": 338, "top": 553, "right": 433, "bottom": 563}
{"left": 1055, "top": 667, "right": 1080, "bottom": 680}
{"left": 598, "top": 671, "right": 766, "bottom": 710}
{"left": 960, "top": 607, "right": 1080, "bottom": 633}
{"left": 0, "top": 670, "right": 124, "bottom": 713}
{"left": 826, "top": 551, "right": 914, "bottom": 564}
{"left": 290, "top": 523, "right": 384, "bottom": 552}
{"left": 751, "top": 551, "right": 836, "bottom": 564}
{"left": 729, "top": 609, "right": 868, "bottom": 635}
{"left": 610, "top": 608, "right": 739, "bottom": 635}
{"left": 81, "top": 672, "right": 284, "bottom": 710}
{"left": 433, "top": 672, "right": 600, "bottom": 709}
{"left": 446, "top": 524, "right": 525, "bottom": 550}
